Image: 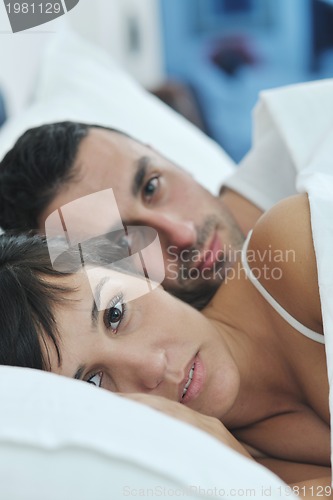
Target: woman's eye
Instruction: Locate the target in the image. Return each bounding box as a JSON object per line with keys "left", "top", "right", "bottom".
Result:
{"left": 143, "top": 176, "right": 159, "bottom": 202}
{"left": 87, "top": 371, "right": 103, "bottom": 387}
{"left": 105, "top": 299, "right": 125, "bottom": 332}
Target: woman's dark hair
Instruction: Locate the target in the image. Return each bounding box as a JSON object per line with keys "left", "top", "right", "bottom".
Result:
{"left": 0, "top": 232, "right": 71, "bottom": 370}
{"left": 0, "top": 230, "right": 140, "bottom": 372}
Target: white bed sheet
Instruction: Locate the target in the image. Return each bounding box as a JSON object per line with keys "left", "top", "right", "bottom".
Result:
{"left": 0, "top": 366, "right": 295, "bottom": 500}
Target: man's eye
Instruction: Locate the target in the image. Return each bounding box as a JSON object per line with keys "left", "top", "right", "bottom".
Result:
{"left": 87, "top": 371, "right": 103, "bottom": 387}
{"left": 143, "top": 176, "right": 159, "bottom": 202}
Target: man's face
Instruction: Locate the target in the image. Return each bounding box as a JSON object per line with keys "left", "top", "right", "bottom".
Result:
{"left": 40, "top": 128, "right": 244, "bottom": 307}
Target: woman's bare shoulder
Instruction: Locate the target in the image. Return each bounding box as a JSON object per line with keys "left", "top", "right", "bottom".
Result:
{"left": 250, "top": 194, "right": 311, "bottom": 253}
{"left": 247, "top": 194, "right": 322, "bottom": 332}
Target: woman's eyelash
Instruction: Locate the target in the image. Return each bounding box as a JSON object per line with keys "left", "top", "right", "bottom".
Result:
{"left": 103, "top": 293, "right": 126, "bottom": 333}
{"left": 87, "top": 371, "right": 103, "bottom": 387}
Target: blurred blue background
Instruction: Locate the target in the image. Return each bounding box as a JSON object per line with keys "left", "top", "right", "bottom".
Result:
{"left": 158, "top": 0, "right": 333, "bottom": 162}
{"left": 1, "top": 0, "right": 333, "bottom": 165}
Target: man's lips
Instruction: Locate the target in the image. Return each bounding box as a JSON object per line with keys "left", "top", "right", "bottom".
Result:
{"left": 197, "top": 232, "right": 223, "bottom": 271}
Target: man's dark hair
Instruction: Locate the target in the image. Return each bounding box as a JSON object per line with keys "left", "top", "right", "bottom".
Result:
{"left": 0, "top": 121, "right": 127, "bottom": 231}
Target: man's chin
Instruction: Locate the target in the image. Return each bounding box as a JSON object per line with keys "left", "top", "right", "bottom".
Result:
{"left": 165, "top": 277, "right": 221, "bottom": 310}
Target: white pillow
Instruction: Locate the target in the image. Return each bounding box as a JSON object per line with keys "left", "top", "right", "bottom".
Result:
{"left": 0, "top": 28, "right": 294, "bottom": 499}
{"left": 0, "top": 29, "right": 235, "bottom": 194}
{"left": 0, "top": 366, "right": 293, "bottom": 500}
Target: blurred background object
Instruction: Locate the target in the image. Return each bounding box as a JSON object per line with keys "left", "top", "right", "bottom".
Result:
{"left": 159, "top": 0, "right": 333, "bottom": 161}
{"left": 0, "top": 0, "right": 333, "bottom": 163}
{"left": 0, "top": 90, "right": 7, "bottom": 128}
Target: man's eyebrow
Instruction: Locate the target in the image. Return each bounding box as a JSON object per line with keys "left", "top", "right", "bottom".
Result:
{"left": 132, "top": 156, "right": 151, "bottom": 196}
{"left": 91, "top": 276, "right": 111, "bottom": 326}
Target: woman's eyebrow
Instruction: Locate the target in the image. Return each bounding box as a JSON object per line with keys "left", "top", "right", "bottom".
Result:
{"left": 91, "top": 275, "right": 111, "bottom": 325}
{"left": 131, "top": 156, "right": 151, "bottom": 196}
{"left": 73, "top": 365, "right": 86, "bottom": 380}
{"left": 72, "top": 275, "right": 111, "bottom": 381}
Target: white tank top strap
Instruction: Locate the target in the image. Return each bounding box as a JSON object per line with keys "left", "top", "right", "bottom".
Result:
{"left": 241, "top": 231, "right": 325, "bottom": 345}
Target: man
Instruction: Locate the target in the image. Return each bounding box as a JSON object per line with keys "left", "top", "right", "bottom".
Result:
{"left": 0, "top": 121, "right": 293, "bottom": 308}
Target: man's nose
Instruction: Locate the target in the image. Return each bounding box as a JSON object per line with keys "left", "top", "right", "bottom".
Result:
{"left": 114, "top": 347, "right": 167, "bottom": 394}
{"left": 143, "top": 212, "right": 197, "bottom": 250}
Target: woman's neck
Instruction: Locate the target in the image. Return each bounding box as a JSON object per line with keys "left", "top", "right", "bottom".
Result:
{"left": 202, "top": 263, "right": 302, "bottom": 428}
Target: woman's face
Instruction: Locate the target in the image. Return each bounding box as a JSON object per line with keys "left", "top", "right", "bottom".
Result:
{"left": 47, "top": 267, "right": 240, "bottom": 420}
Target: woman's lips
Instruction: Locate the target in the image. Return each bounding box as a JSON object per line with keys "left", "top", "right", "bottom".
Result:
{"left": 180, "top": 353, "right": 205, "bottom": 404}
{"left": 182, "top": 363, "right": 195, "bottom": 398}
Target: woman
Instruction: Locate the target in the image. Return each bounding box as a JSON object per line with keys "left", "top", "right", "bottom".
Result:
{"left": 0, "top": 193, "right": 330, "bottom": 489}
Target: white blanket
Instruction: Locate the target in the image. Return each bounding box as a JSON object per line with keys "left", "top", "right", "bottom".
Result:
{"left": 251, "top": 81, "right": 333, "bottom": 475}
{"left": 299, "top": 172, "right": 333, "bottom": 475}
{"left": 0, "top": 366, "right": 296, "bottom": 500}
{"left": 259, "top": 81, "right": 333, "bottom": 474}
{"left": 223, "top": 79, "right": 333, "bottom": 476}
{"left": 224, "top": 79, "right": 333, "bottom": 212}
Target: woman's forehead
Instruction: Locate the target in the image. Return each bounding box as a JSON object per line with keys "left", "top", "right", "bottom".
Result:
{"left": 85, "top": 265, "right": 152, "bottom": 310}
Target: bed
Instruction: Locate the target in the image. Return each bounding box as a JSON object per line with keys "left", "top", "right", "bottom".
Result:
{"left": 1, "top": 25, "right": 332, "bottom": 500}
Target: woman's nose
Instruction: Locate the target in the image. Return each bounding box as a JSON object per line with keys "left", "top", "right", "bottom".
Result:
{"left": 113, "top": 347, "right": 167, "bottom": 394}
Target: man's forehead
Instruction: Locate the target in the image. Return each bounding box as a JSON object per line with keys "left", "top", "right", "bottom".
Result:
{"left": 73, "top": 129, "right": 142, "bottom": 185}
{"left": 86, "top": 127, "right": 150, "bottom": 159}
{"left": 83, "top": 127, "right": 169, "bottom": 168}
{"left": 39, "top": 129, "right": 153, "bottom": 228}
